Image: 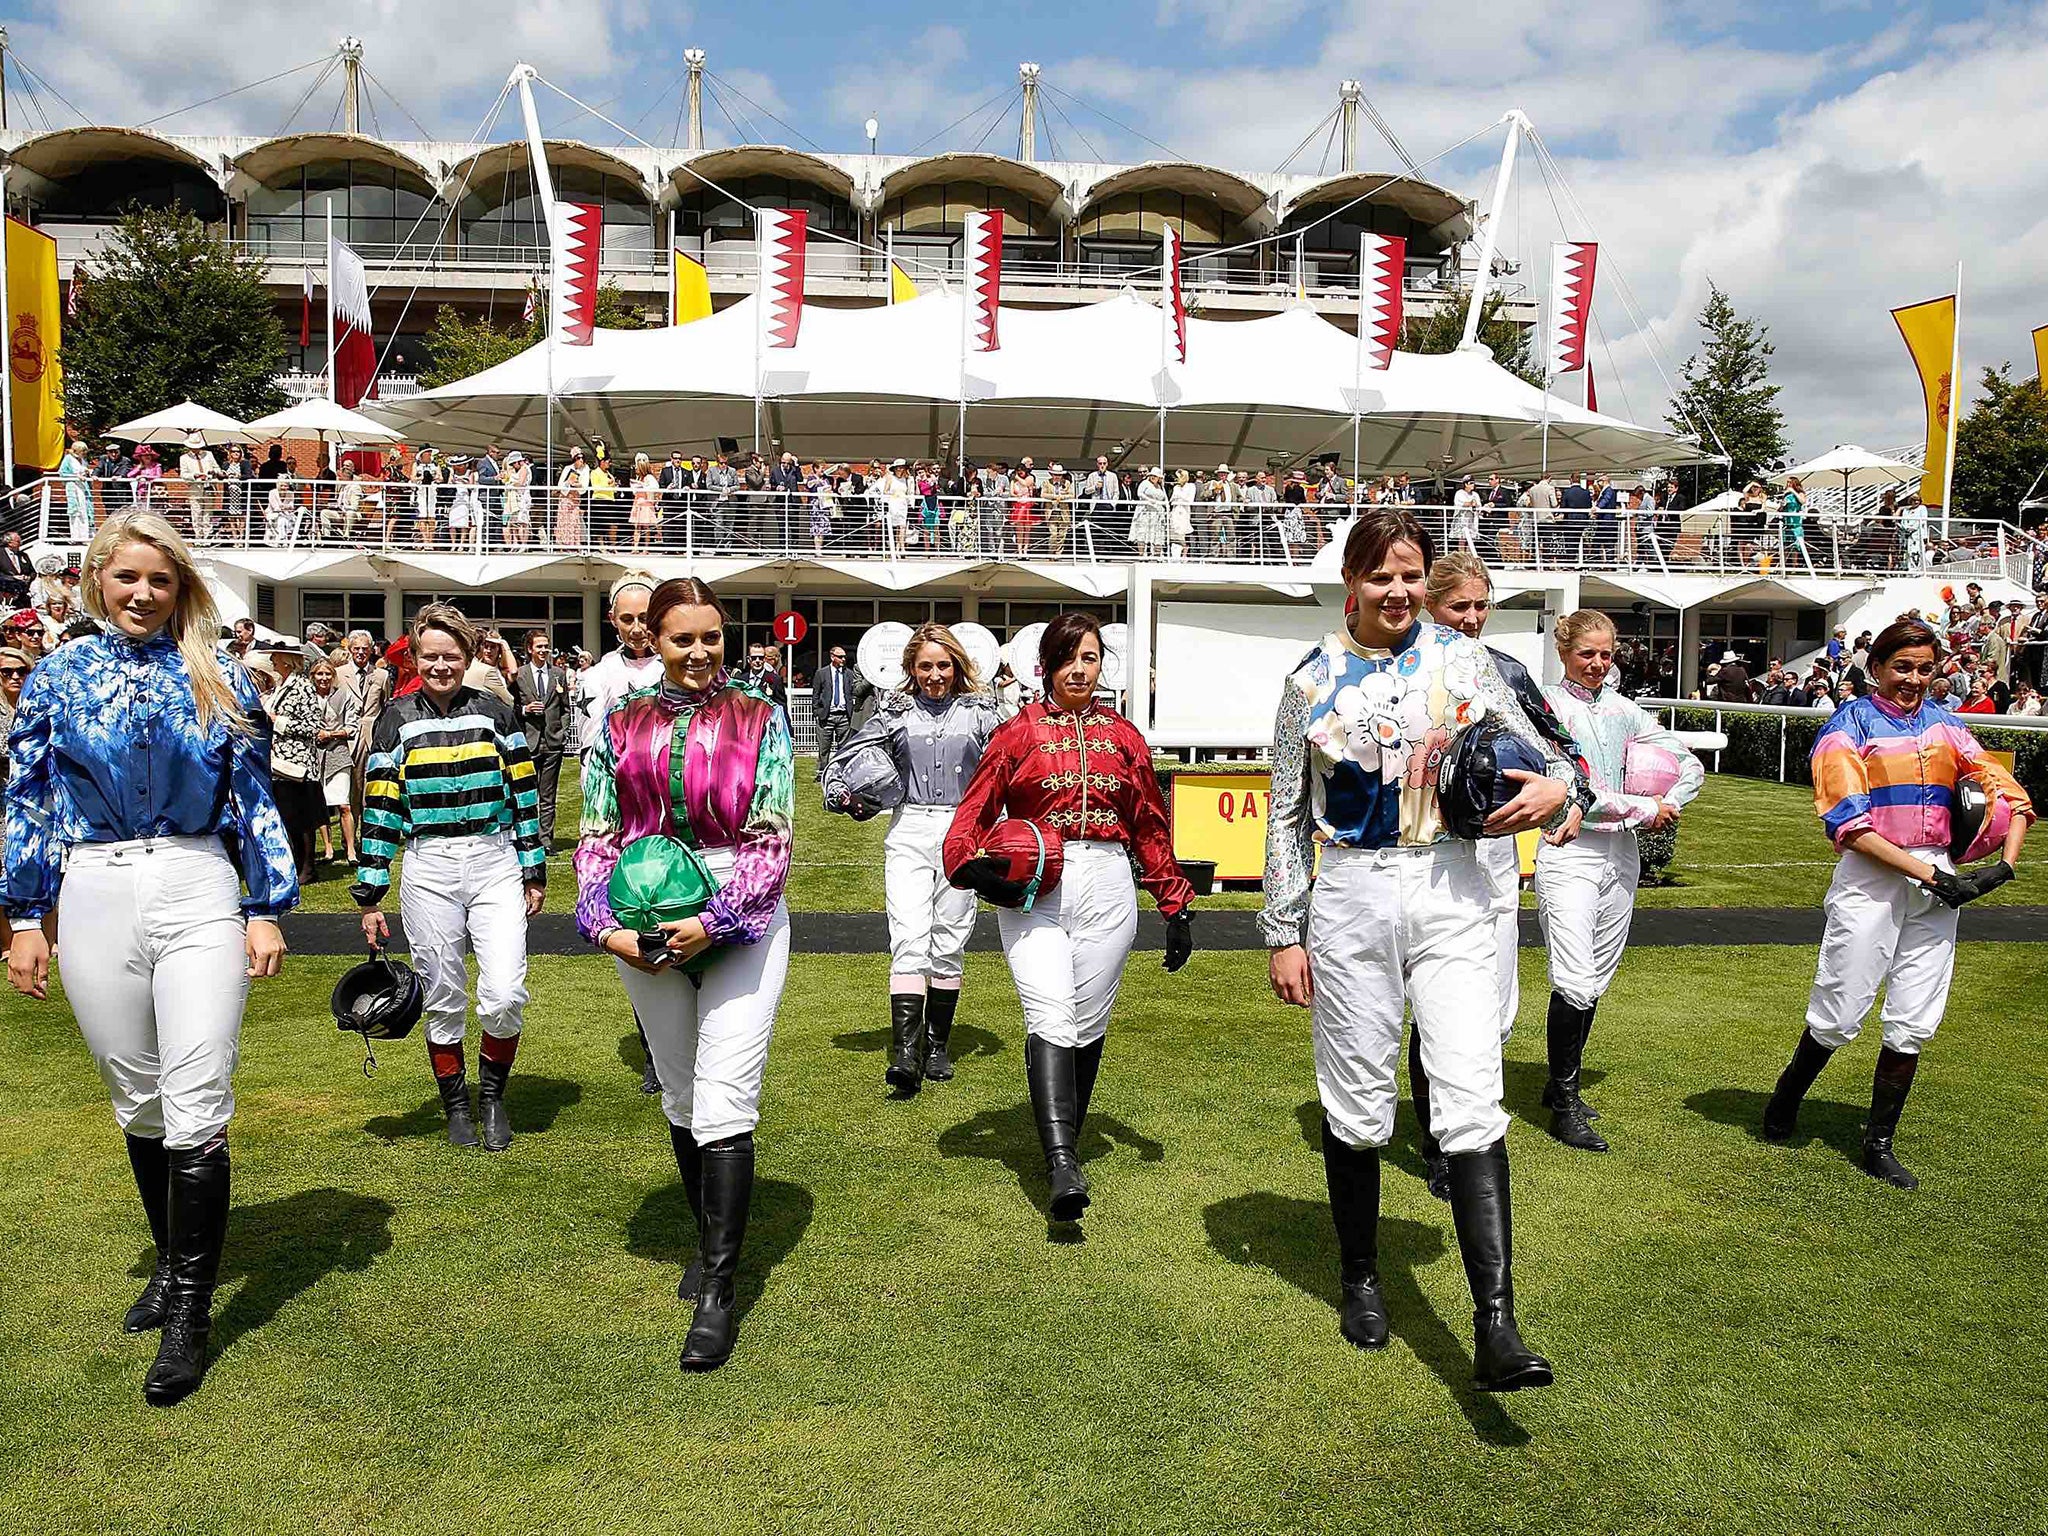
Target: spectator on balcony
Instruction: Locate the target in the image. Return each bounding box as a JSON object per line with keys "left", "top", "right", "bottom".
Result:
{"left": 1780, "top": 476, "right": 1810, "bottom": 564}
{"left": 91, "top": 441, "right": 132, "bottom": 514}
{"left": 701, "top": 453, "right": 737, "bottom": 548}
{"left": 1079, "top": 456, "right": 1122, "bottom": 544}
{"left": 60, "top": 439, "right": 94, "bottom": 544}
{"left": 1131, "top": 468, "right": 1169, "bottom": 559}
{"left": 127, "top": 446, "right": 164, "bottom": 511}
{"left": 969, "top": 461, "right": 1002, "bottom": 555}
{"left": 0, "top": 531, "right": 31, "bottom": 608}
{"left": 326, "top": 465, "right": 363, "bottom": 543}
{"left": 1007, "top": 462, "right": 1039, "bottom": 557}
{"left": 771, "top": 452, "right": 804, "bottom": 550}
{"left": 1244, "top": 469, "right": 1279, "bottom": 560}
{"left": 1316, "top": 463, "right": 1351, "bottom": 513}
{"left": 256, "top": 443, "right": 289, "bottom": 506}
{"left": 628, "top": 453, "right": 660, "bottom": 554}
{"left": 554, "top": 447, "right": 589, "bottom": 548}
{"left": 1451, "top": 477, "right": 1483, "bottom": 554}
{"left": 1556, "top": 473, "right": 1594, "bottom": 561}
{"left": 177, "top": 434, "right": 223, "bottom": 542}
{"left": 739, "top": 453, "right": 769, "bottom": 548}
{"left": 448, "top": 457, "right": 485, "bottom": 553}
{"left": 500, "top": 451, "right": 532, "bottom": 549}
{"left": 805, "top": 464, "right": 837, "bottom": 556}
{"left": 1042, "top": 465, "right": 1075, "bottom": 557}
{"left": 478, "top": 445, "right": 502, "bottom": 527}
{"left": 265, "top": 475, "right": 306, "bottom": 549}
{"left": 589, "top": 447, "right": 621, "bottom": 549}
{"left": 216, "top": 443, "right": 253, "bottom": 542}
{"left": 1167, "top": 469, "right": 1196, "bottom": 560}
{"left": 658, "top": 450, "right": 692, "bottom": 544}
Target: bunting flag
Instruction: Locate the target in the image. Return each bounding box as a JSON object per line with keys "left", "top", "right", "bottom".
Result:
{"left": 758, "top": 208, "right": 807, "bottom": 349}
{"left": 1356, "top": 232, "right": 1406, "bottom": 372}
{"left": 889, "top": 262, "right": 920, "bottom": 304}
{"left": 551, "top": 201, "right": 604, "bottom": 347}
{"left": 300, "top": 266, "right": 314, "bottom": 348}
{"left": 1585, "top": 360, "right": 1598, "bottom": 415}
{"left": 1548, "top": 240, "right": 1598, "bottom": 377}
{"left": 5, "top": 217, "right": 62, "bottom": 472}
{"left": 964, "top": 209, "right": 1004, "bottom": 352}
{"left": 523, "top": 281, "right": 538, "bottom": 327}
{"left": 673, "top": 249, "right": 712, "bottom": 326}
{"left": 1162, "top": 224, "right": 1186, "bottom": 364}
{"left": 2034, "top": 323, "right": 2047, "bottom": 387}
{"left": 1892, "top": 294, "right": 1956, "bottom": 508}
{"left": 328, "top": 233, "right": 378, "bottom": 409}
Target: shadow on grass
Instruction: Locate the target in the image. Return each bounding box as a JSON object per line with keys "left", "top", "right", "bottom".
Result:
{"left": 1503, "top": 1057, "right": 1606, "bottom": 1133}
{"left": 1203, "top": 1192, "right": 1530, "bottom": 1448}
{"left": 625, "top": 1177, "right": 814, "bottom": 1322}
{"left": 1685, "top": 1086, "right": 1868, "bottom": 1162}
{"left": 210, "top": 1188, "right": 395, "bottom": 1353}
{"left": 936, "top": 1100, "right": 1163, "bottom": 1240}
{"left": 362, "top": 1075, "right": 583, "bottom": 1142}
{"left": 830, "top": 1023, "right": 1007, "bottom": 1064}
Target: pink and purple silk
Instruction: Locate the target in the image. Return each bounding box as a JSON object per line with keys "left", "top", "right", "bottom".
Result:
{"left": 1811, "top": 692, "right": 2031, "bottom": 852}
{"left": 574, "top": 675, "right": 794, "bottom": 945}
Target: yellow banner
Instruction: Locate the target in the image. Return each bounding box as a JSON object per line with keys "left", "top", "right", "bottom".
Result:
{"left": 889, "top": 261, "right": 920, "bottom": 305}
{"left": 2034, "top": 323, "right": 2048, "bottom": 388}
{"left": 5, "top": 217, "right": 63, "bottom": 473}
{"left": 1892, "top": 294, "right": 1955, "bottom": 509}
{"left": 672, "top": 250, "right": 711, "bottom": 326}
{"left": 1169, "top": 772, "right": 1273, "bottom": 880}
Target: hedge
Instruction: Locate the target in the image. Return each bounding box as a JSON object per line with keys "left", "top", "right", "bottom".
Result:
{"left": 1668, "top": 705, "right": 2048, "bottom": 806}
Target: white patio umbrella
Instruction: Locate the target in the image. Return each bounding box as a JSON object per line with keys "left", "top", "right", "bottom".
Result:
{"left": 242, "top": 397, "right": 406, "bottom": 445}
{"left": 1772, "top": 445, "right": 1918, "bottom": 515}
{"left": 103, "top": 400, "right": 255, "bottom": 446}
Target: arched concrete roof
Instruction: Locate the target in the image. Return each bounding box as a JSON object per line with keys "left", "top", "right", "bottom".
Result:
{"left": 7, "top": 126, "right": 218, "bottom": 184}
{"left": 1279, "top": 172, "right": 1470, "bottom": 238}
{"left": 444, "top": 141, "right": 655, "bottom": 207}
{"left": 672, "top": 146, "right": 856, "bottom": 205}
{"left": 232, "top": 132, "right": 438, "bottom": 192}
{"left": 1075, "top": 161, "right": 1272, "bottom": 225}
{"left": 879, "top": 152, "right": 1065, "bottom": 211}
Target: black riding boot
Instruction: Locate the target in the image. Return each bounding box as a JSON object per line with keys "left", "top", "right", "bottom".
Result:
{"left": 1862, "top": 1047, "right": 1921, "bottom": 1190}
{"left": 923, "top": 988, "right": 959, "bottom": 1081}
{"left": 123, "top": 1134, "right": 173, "bottom": 1333}
{"left": 670, "top": 1123, "right": 705, "bottom": 1301}
{"left": 434, "top": 1057, "right": 480, "bottom": 1148}
{"left": 1074, "top": 1037, "right": 1106, "bottom": 1128}
{"left": 1543, "top": 993, "right": 1608, "bottom": 1153}
{"left": 143, "top": 1139, "right": 230, "bottom": 1407}
{"left": 886, "top": 993, "right": 927, "bottom": 1096}
{"left": 1761, "top": 1028, "right": 1836, "bottom": 1142}
{"left": 1446, "top": 1140, "right": 1553, "bottom": 1393}
{"left": 477, "top": 1054, "right": 514, "bottom": 1153}
{"left": 636, "top": 1010, "right": 662, "bottom": 1096}
{"left": 1320, "top": 1121, "right": 1391, "bottom": 1349}
{"left": 679, "top": 1133, "right": 754, "bottom": 1371}
{"left": 1025, "top": 1035, "right": 1089, "bottom": 1222}
{"left": 1406, "top": 1030, "right": 1451, "bottom": 1202}
{"left": 1540, "top": 993, "right": 1603, "bottom": 1120}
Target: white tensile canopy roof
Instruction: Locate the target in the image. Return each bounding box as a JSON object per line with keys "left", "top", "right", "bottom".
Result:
{"left": 365, "top": 291, "right": 1701, "bottom": 477}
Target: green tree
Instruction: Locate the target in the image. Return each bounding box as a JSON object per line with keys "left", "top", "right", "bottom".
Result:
{"left": 1665, "top": 281, "right": 1788, "bottom": 499}
{"left": 419, "top": 283, "right": 652, "bottom": 389}
{"left": 58, "top": 206, "right": 288, "bottom": 435}
{"left": 1951, "top": 365, "right": 2048, "bottom": 521}
{"left": 1401, "top": 286, "right": 1544, "bottom": 386}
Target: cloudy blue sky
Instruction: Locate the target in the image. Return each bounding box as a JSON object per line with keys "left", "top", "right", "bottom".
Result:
{"left": 8, "top": 0, "right": 2045, "bottom": 461}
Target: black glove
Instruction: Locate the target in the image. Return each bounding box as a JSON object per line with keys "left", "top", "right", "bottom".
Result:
{"left": 635, "top": 930, "right": 677, "bottom": 968}
{"left": 1963, "top": 859, "right": 2016, "bottom": 900}
{"left": 1921, "top": 868, "right": 1973, "bottom": 909}
{"left": 951, "top": 854, "right": 1029, "bottom": 906}
{"left": 1162, "top": 911, "right": 1195, "bottom": 973}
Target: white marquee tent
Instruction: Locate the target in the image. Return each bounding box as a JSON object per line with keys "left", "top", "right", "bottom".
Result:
{"left": 366, "top": 290, "right": 1702, "bottom": 478}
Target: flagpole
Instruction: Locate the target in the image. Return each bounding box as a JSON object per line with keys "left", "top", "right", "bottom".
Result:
{"left": 1940, "top": 259, "right": 1962, "bottom": 537}
{"left": 1, "top": 165, "right": 15, "bottom": 487}
{"left": 1351, "top": 233, "right": 1364, "bottom": 487}
{"left": 667, "top": 208, "right": 677, "bottom": 327}
{"left": 886, "top": 227, "right": 895, "bottom": 306}
{"left": 324, "top": 199, "right": 337, "bottom": 404}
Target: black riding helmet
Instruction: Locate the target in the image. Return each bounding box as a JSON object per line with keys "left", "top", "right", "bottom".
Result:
{"left": 331, "top": 949, "right": 424, "bottom": 1072}
{"left": 1436, "top": 718, "right": 1552, "bottom": 841}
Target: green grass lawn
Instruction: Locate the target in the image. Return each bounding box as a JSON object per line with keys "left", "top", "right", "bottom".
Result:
{"left": 292, "top": 763, "right": 2035, "bottom": 917}
{"left": 3, "top": 943, "right": 2045, "bottom": 1532}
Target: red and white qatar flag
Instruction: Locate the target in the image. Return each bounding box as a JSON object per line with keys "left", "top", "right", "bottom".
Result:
{"left": 552, "top": 202, "right": 603, "bottom": 347}
{"left": 1161, "top": 224, "right": 1186, "bottom": 364}
{"left": 1548, "top": 240, "right": 1598, "bottom": 378}
{"left": 1356, "top": 232, "right": 1406, "bottom": 372}
{"left": 964, "top": 209, "right": 1004, "bottom": 352}
{"left": 327, "top": 234, "right": 378, "bottom": 408}
{"left": 758, "top": 208, "right": 807, "bottom": 349}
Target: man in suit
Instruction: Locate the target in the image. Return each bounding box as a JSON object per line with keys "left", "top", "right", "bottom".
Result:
{"left": 811, "top": 644, "right": 870, "bottom": 779}
{"left": 333, "top": 629, "right": 390, "bottom": 818}
{"left": 1557, "top": 473, "right": 1595, "bottom": 561}
{"left": 514, "top": 629, "right": 573, "bottom": 845}
{"left": 0, "top": 530, "right": 32, "bottom": 607}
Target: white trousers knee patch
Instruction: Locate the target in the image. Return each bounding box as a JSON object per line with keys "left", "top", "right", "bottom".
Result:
{"left": 1308, "top": 844, "right": 1511, "bottom": 1156}
{"left": 57, "top": 836, "right": 250, "bottom": 1149}
{"left": 1482, "top": 835, "right": 1521, "bottom": 1042}
{"left": 397, "top": 832, "right": 531, "bottom": 1046}
{"left": 885, "top": 806, "right": 977, "bottom": 980}
{"left": 1535, "top": 830, "right": 1639, "bottom": 1008}
{"left": 997, "top": 842, "right": 1138, "bottom": 1048}
{"left": 1805, "top": 848, "right": 1959, "bottom": 1055}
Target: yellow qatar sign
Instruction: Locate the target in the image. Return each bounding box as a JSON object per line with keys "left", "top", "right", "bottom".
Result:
{"left": 1171, "top": 770, "right": 1541, "bottom": 883}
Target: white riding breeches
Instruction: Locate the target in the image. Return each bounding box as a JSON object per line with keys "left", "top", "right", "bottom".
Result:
{"left": 616, "top": 850, "right": 790, "bottom": 1142}
{"left": 397, "top": 831, "right": 530, "bottom": 1046}
{"left": 1481, "top": 834, "right": 1522, "bottom": 1042}
{"left": 1309, "top": 842, "right": 1510, "bottom": 1156}
{"left": 1535, "top": 829, "right": 1640, "bottom": 1008}
{"left": 1805, "top": 847, "right": 1959, "bottom": 1055}
{"left": 885, "top": 805, "right": 977, "bottom": 980}
{"left": 997, "top": 840, "right": 1139, "bottom": 1048}
{"left": 56, "top": 835, "right": 250, "bottom": 1149}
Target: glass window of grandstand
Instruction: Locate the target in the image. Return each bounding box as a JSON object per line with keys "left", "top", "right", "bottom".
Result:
{"left": 300, "top": 590, "right": 393, "bottom": 641}
{"left": 1279, "top": 199, "right": 1449, "bottom": 295}
{"left": 880, "top": 182, "right": 1059, "bottom": 278}
{"left": 1605, "top": 605, "right": 1680, "bottom": 696}
{"left": 246, "top": 158, "right": 442, "bottom": 261}
{"left": 33, "top": 154, "right": 226, "bottom": 224}
{"left": 462, "top": 165, "right": 655, "bottom": 266}
{"left": 400, "top": 591, "right": 585, "bottom": 657}
{"left": 974, "top": 600, "right": 1128, "bottom": 646}
{"left": 675, "top": 176, "right": 857, "bottom": 260}
{"left": 1694, "top": 610, "right": 1771, "bottom": 675}
{"left": 1074, "top": 191, "right": 1252, "bottom": 281}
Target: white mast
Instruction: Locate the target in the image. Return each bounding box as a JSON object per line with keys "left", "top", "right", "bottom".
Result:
{"left": 1459, "top": 110, "right": 1528, "bottom": 351}
{"left": 513, "top": 65, "right": 559, "bottom": 480}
